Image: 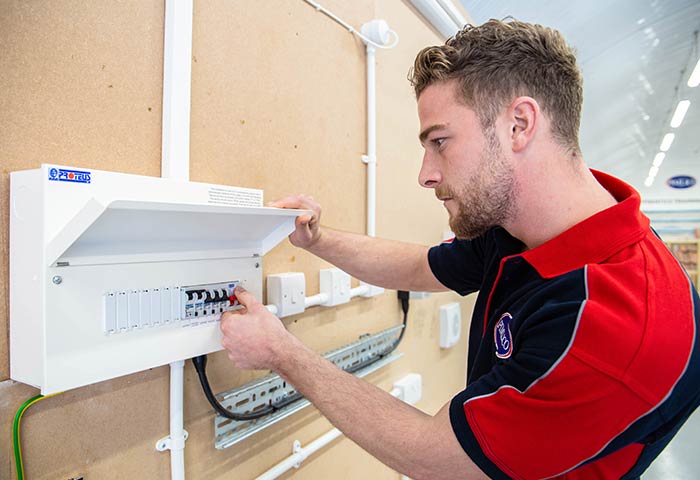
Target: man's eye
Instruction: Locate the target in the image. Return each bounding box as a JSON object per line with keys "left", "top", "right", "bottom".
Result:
{"left": 432, "top": 138, "right": 446, "bottom": 148}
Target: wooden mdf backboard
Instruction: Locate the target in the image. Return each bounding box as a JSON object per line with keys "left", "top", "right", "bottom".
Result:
{"left": 0, "top": 1, "right": 474, "bottom": 479}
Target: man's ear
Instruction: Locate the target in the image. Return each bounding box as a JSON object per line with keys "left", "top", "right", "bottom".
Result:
{"left": 508, "top": 96, "right": 539, "bottom": 153}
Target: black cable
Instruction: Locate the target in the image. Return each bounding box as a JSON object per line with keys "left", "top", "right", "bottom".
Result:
{"left": 195, "top": 290, "right": 410, "bottom": 421}
{"left": 274, "top": 391, "right": 303, "bottom": 409}
{"left": 389, "top": 290, "right": 410, "bottom": 353}
{"left": 192, "top": 355, "right": 275, "bottom": 420}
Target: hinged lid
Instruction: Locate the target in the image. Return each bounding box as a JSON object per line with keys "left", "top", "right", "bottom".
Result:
{"left": 47, "top": 199, "right": 308, "bottom": 266}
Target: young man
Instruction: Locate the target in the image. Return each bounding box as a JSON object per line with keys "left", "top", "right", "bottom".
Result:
{"left": 220, "top": 20, "right": 700, "bottom": 479}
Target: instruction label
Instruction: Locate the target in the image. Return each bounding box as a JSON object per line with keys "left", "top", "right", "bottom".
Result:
{"left": 208, "top": 187, "right": 262, "bottom": 207}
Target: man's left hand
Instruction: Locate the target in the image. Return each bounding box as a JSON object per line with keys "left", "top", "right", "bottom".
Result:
{"left": 219, "top": 286, "right": 291, "bottom": 370}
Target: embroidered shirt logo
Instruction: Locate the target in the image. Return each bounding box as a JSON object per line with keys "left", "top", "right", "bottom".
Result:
{"left": 494, "top": 313, "right": 513, "bottom": 359}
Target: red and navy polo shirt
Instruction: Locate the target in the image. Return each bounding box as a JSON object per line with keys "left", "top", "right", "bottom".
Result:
{"left": 428, "top": 170, "right": 700, "bottom": 479}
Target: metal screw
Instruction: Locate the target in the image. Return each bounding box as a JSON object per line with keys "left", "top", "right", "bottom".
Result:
{"left": 52, "top": 276, "right": 62, "bottom": 285}
{"left": 255, "top": 263, "right": 260, "bottom": 268}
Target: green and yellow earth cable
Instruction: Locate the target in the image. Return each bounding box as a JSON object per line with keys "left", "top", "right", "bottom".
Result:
{"left": 13, "top": 393, "right": 61, "bottom": 480}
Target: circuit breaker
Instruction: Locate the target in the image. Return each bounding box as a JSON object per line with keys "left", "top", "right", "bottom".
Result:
{"left": 10, "top": 164, "right": 308, "bottom": 394}
{"left": 102, "top": 280, "right": 243, "bottom": 335}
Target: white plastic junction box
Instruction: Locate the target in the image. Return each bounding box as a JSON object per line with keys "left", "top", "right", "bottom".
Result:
{"left": 439, "top": 302, "right": 462, "bottom": 349}
{"left": 319, "top": 268, "right": 351, "bottom": 306}
{"left": 9, "top": 164, "right": 309, "bottom": 394}
{"left": 266, "top": 272, "right": 307, "bottom": 318}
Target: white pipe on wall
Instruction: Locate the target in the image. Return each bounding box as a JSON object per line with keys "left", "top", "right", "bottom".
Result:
{"left": 350, "top": 285, "right": 370, "bottom": 298}
{"left": 159, "top": 1, "right": 193, "bottom": 479}
{"left": 305, "top": 292, "right": 331, "bottom": 308}
{"left": 255, "top": 387, "right": 402, "bottom": 480}
{"left": 266, "top": 286, "right": 371, "bottom": 317}
{"left": 161, "top": 0, "right": 194, "bottom": 181}
{"left": 358, "top": 19, "right": 397, "bottom": 239}
{"left": 256, "top": 429, "right": 344, "bottom": 480}
{"left": 169, "top": 360, "right": 187, "bottom": 480}
{"left": 365, "top": 44, "right": 377, "bottom": 238}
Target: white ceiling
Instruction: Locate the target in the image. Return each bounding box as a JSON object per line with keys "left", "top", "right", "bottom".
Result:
{"left": 460, "top": 0, "right": 700, "bottom": 200}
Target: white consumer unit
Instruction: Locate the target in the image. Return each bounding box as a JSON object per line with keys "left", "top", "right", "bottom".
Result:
{"left": 10, "top": 164, "right": 307, "bottom": 394}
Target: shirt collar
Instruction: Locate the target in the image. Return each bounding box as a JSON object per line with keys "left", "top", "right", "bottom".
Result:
{"left": 518, "top": 169, "right": 650, "bottom": 278}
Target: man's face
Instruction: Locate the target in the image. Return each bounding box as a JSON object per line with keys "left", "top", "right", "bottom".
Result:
{"left": 417, "top": 81, "right": 516, "bottom": 240}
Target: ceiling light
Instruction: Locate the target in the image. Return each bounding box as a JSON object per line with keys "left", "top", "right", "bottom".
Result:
{"left": 435, "top": 0, "right": 467, "bottom": 27}
{"left": 689, "top": 58, "right": 700, "bottom": 88}
{"left": 649, "top": 166, "right": 659, "bottom": 177}
{"left": 660, "top": 133, "right": 675, "bottom": 152}
{"left": 408, "top": 0, "right": 460, "bottom": 38}
{"left": 644, "top": 177, "right": 654, "bottom": 187}
{"left": 637, "top": 74, "right": 655, "bottom": 95}
{"left": 653, "top": 152, "right": 665, "bottom": 167}
{"left": 670, "top": 100, "right": 691, "bottom": 128}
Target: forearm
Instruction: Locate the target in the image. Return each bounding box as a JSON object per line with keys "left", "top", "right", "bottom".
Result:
{"left": 220, "top": 287, "right": 485, "bottom": 479}
{"left": 307, "top": 227, "right": 446, "bottom": 292}
{"left": 273, "top": 335, "right": 482, "bottom": 480}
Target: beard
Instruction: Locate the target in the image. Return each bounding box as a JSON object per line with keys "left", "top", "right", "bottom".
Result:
{"left": 439, "top": 129, "right": 517, "bottom": 240}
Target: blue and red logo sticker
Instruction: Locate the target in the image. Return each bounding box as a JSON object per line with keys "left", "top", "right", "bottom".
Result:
{"left": 494, "top": 313, "right": 513, "bottom": 359}
{"left": 48, "top": 167, "right": 91, "bottom": 184}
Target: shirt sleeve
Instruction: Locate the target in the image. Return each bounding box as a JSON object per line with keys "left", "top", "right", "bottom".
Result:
{"left": 427, "top": 237, "right": 486, "bottom": 295}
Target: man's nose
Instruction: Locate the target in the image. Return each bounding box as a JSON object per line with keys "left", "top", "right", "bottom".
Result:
{"left": 418, "top": 152, "right": 441, "bottom": 188}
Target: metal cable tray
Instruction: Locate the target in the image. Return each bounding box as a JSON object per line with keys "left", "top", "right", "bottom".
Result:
{"left": 214, "top": 325, "right": 404, "bottom": 449}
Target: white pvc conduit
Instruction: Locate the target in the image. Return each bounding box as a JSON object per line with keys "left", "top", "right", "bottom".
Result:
{"left": 255, "top": 387, "right": 402, "bottom": 480}
{"left": 301, "top": 0, "right": 399, "bottom": 49}
{"left": 256, "top": 429, "right": 344, "bottom": 480}
{"left": 161, "top": 0, "right": 193, "bottom": 181}
{"left": 158, "top": 1, "right": 193, "bottom": 479}
{"left": 168, "top": 360, "right": 187, "bottom": 480}
{"left": 156, "top": 359, "right": 189, "bottom": 479}
{"left": 350, "top": 285, "right": 370, "bottom": 297}
{"left": 264, "top": 286, "right": 368, "bottom": 316}
{"left": 304, "top": 292, "right": 331, "bottom": 308}
{"left": 364, "top": 43, "right": 377, "bottom": 237}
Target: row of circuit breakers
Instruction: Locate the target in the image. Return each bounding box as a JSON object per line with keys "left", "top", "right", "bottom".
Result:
{"left": 103, "top": 281, "right": 243, "bottom": 335}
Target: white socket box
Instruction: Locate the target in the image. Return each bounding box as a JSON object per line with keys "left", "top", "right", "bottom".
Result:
{"left": 266, "top": 272, "right": 307, "bottom": 318}
{"left": 320, "top": 268, "right": 351, "bottom": 306}
{"left": 439, "top": 302, "right": 462, "bottom": 349}
{"left": 393, "top": 373, "right": 422, "bottom": 405}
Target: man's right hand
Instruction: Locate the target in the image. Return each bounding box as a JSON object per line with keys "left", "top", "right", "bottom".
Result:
{"left": 269, "top": 194, "right": 445, "bottom": 292}
{"left": 268, "top": 194, "right": 322, "bottom": 249}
